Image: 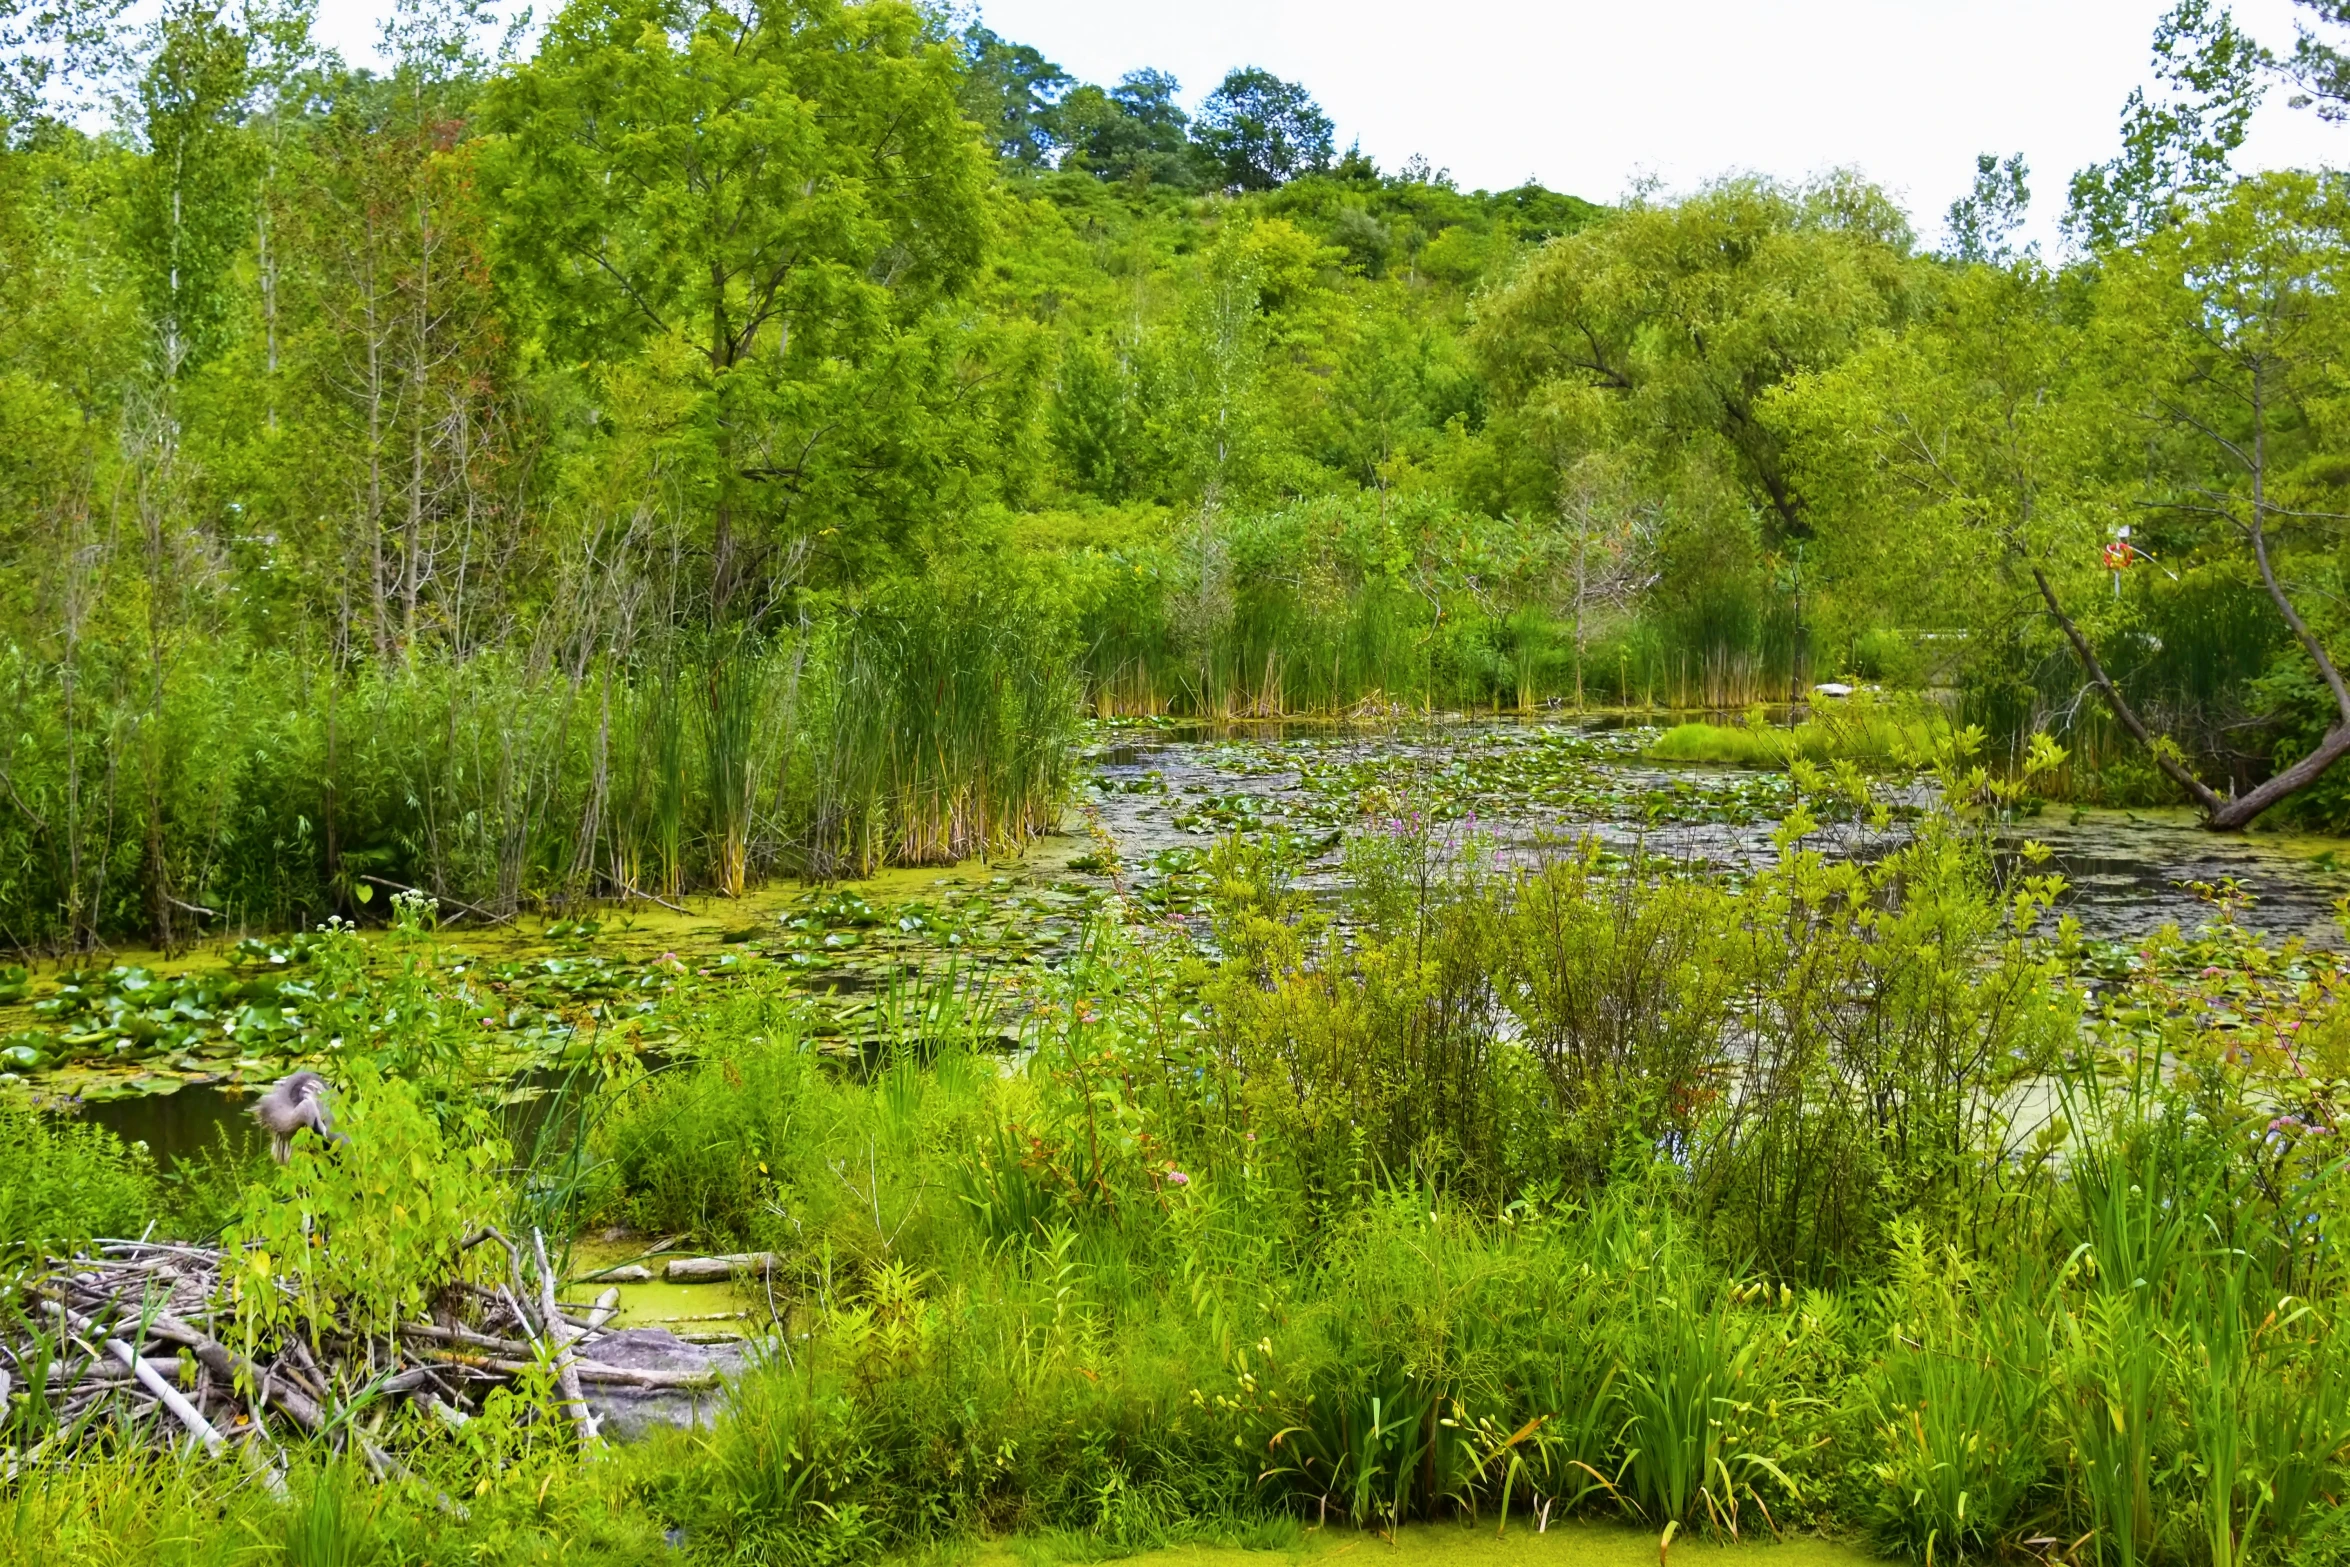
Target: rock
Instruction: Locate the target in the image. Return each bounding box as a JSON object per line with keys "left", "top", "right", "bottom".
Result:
{"left": 578, "top": 1328, "right": 753, "bottom": 1443}
{"left": 1811, "top": 682, "right": 1855, "bottom": 698}
{"left": 664, "top": 1253, "right": 776, "bottom": 1282}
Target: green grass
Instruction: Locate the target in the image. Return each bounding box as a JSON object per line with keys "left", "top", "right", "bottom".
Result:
{"left": 977, "top": 1522, "right": 1879, "bottom": 1567}
{"left": 1646, "top": 703, "right": 1950, "bottom": 769}
{"left": 0, "top": 1098, "right": 155, "bottom": 1251}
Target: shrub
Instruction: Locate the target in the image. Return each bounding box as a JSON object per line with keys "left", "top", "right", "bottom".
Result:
{"left": 221, "top": 1059, "right": 510, "bottom": 1348}
{"left": 0, "top": 1099, "right": 155, "bottom": 1251}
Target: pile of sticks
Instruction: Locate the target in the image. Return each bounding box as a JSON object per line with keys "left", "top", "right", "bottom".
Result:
{"left": 3, "top": 1226, "right": 718, "bottom": 1503}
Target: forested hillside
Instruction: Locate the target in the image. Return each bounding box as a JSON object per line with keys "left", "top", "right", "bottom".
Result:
{"left": 6, "top": 0, "right": 2350, "bottom": 947}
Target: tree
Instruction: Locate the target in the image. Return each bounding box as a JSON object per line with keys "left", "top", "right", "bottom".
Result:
{"left": 2094, "top": 173, "right": 2350, "bottom": 825}
{"left": 1946, "top": 152, "right": 2030, "bottom": 264}
{"left": 1783, "top": 174, "right": 2350, "bottom": 831}
{"left": 117, "top": 0, "right": 252, "bottom": 949}
{"left": 956, "top": 23, "right": 1069, "bottom": 167}
{"left": 1049, "top": 68, "right": 1202, "bottom": 188}
{"left": 2281, "top": 0, "right": 2350, "bottom": 118}
{"left": 0, "top": 0, "right": 125, "bottom": 138}
{"left": 295, "top": 69, "right": 513, "bottom": 662}
{"left": 2066, "top": 0, "right": 2264, "bottom": 251}
{"left": 485, "top": 0, "right": 987, "bottom": 617}
{"left": 125, "top": 0, "right": 251, "bottom": 385}
{"left": 1474, "top": 175, "right": 1918, "bottom": 551}
{"left": 1196, "top": 66, "right": 1330, "bottom": 191}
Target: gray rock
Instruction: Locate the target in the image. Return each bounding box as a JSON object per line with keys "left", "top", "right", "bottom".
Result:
{"left": 579, "top": 1327, "right": 755, "bottom": 1443}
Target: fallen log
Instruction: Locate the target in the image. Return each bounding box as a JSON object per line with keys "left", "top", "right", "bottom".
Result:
{"left": 409, "top": 1346, "right": 722, "bottom": 1389}
{"left": 664, "top": 1253, "right": 777, "bottom": 1282}
{"left": 106, "top": 1337, "right": 225, "bottom": 1458}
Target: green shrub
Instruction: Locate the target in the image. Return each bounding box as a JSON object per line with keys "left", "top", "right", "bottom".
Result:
{"left": 0, "top": 1099, "right": 155, "bottom": 1251}
{"left": 221, "top": 1059, "right": 510, "bottom": 1348}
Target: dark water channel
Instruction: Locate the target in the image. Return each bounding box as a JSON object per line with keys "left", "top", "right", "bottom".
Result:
{"left": 85, "top": 1066, "right": 596, "bottom": 1174}
{"left": 83, "top": 1079, "right": 256, "bottom": 1169}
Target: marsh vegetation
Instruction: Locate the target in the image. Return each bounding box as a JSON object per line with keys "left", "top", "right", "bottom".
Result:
{"left": 17, "top": 0, "right": 2350, "bottom": 1561}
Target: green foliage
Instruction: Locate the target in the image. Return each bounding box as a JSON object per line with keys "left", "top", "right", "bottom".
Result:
{"left": 0, "top": 600, "right": 1078, "bottom": 942}
{"left": 1195, "top": 68, "right": 1333, "bottom": 192}
{"left": 0, "top": 1097, "right": 155, "bottom": 1251}
{"left": 126, "top": 0, "right": 252, "bottom": 379}
{"left": 1860, "top": 1227, "right": 2049, "bottom": 1560}
{"left": 2064, "top": 0, "right": 2265, "bottom": 250}
{"left": 222, "top": 1058, "right": 509, "bottom": 1348}
{"left": 1646, "top": 700, "right": 1950, "bottom": 769}
{"left": 485, "top": 0, "right": 991, "bottom": 609}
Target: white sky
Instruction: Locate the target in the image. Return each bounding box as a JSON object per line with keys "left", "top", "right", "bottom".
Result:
{"left": 306, "top": 0, "right": 2348, "bottom": 249}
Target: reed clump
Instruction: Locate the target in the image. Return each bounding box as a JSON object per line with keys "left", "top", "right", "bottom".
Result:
{"left": 1065, "top": 493, "right": 1807, "bottom": 720}
{"left": 0, "top": 593, "right": 1081, "bottom": 949}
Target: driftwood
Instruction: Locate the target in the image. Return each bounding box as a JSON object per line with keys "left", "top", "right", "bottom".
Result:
{"left": 2, "top": 1231, "right": 749, "bottom": 1496}
{"left": 664, "top": 1253, "right": 777, "bottom": 1282}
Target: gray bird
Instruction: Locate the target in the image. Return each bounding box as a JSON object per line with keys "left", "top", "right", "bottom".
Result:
{"left": 251, "top": 1070, "right": 347, "bottom": 1163}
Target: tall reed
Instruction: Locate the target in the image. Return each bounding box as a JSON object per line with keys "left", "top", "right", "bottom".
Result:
{"left": 0, "top": 597, "right": 1080, "bottom": 947}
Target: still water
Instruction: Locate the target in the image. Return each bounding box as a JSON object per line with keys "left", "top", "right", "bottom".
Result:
{"left": 76, "top": 717, "right": 2350, "bottom": 1166}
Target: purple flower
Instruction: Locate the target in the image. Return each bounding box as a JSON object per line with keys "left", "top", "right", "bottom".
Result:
{"left": 1167, "top": 1170, "right": 1190, "bottom": 1187}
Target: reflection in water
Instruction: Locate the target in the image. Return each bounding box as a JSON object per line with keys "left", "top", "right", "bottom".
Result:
{"left": 82, "top": 1079, "right": 259, "bottom": 1168}
{"left": 2001, "top": 807, "right": 2350, "bottom": 947}
{"left": 1089, "top": 718, "right": 2350, "bottom": 951}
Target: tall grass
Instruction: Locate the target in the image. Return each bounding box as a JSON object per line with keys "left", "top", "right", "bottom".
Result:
{"left": 1647, "top": 697, "right": 1951, "bottom": 769}
{"left": 0, "top": 596, "right": 1079, "bottom": 947}
{"left": 1069, "top": 493, "right": 1810, "bottom": 718}
{"left": 0, "top": 1099, "right": 156, "bottom": 1252}
{"left": 811, "top": 601, "right": 1079, "bottom": 876}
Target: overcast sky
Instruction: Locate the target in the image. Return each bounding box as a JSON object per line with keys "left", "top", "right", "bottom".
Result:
{"left": 308, "top": 0, "right": 2347, "bottom": 249}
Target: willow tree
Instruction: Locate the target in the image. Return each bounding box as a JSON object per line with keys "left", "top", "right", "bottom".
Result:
{"left": 1473, "top": 175, "right": 1919, "bottom": 551}
{"left": 1473, "top": 175, "right": 1921, "bottom": 699}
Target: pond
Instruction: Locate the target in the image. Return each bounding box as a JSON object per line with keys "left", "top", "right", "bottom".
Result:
{"left": 1091, "top": 716, "right": 2350, "bottom": 948}
{"left": 26, "top": 714, "right": 2350, "bottom": 1170}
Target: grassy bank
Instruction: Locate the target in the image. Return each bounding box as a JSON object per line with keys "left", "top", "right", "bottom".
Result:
{"left": 1645, "top": 698, "right": 1951, "bottom": 770}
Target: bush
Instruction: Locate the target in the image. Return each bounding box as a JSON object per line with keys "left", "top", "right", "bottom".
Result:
{"left": 221, "top": 1059, "right": 510, "bottom": 1347}
{"left": 0, "top": 1099, "right": 155, "bottom": 1251}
